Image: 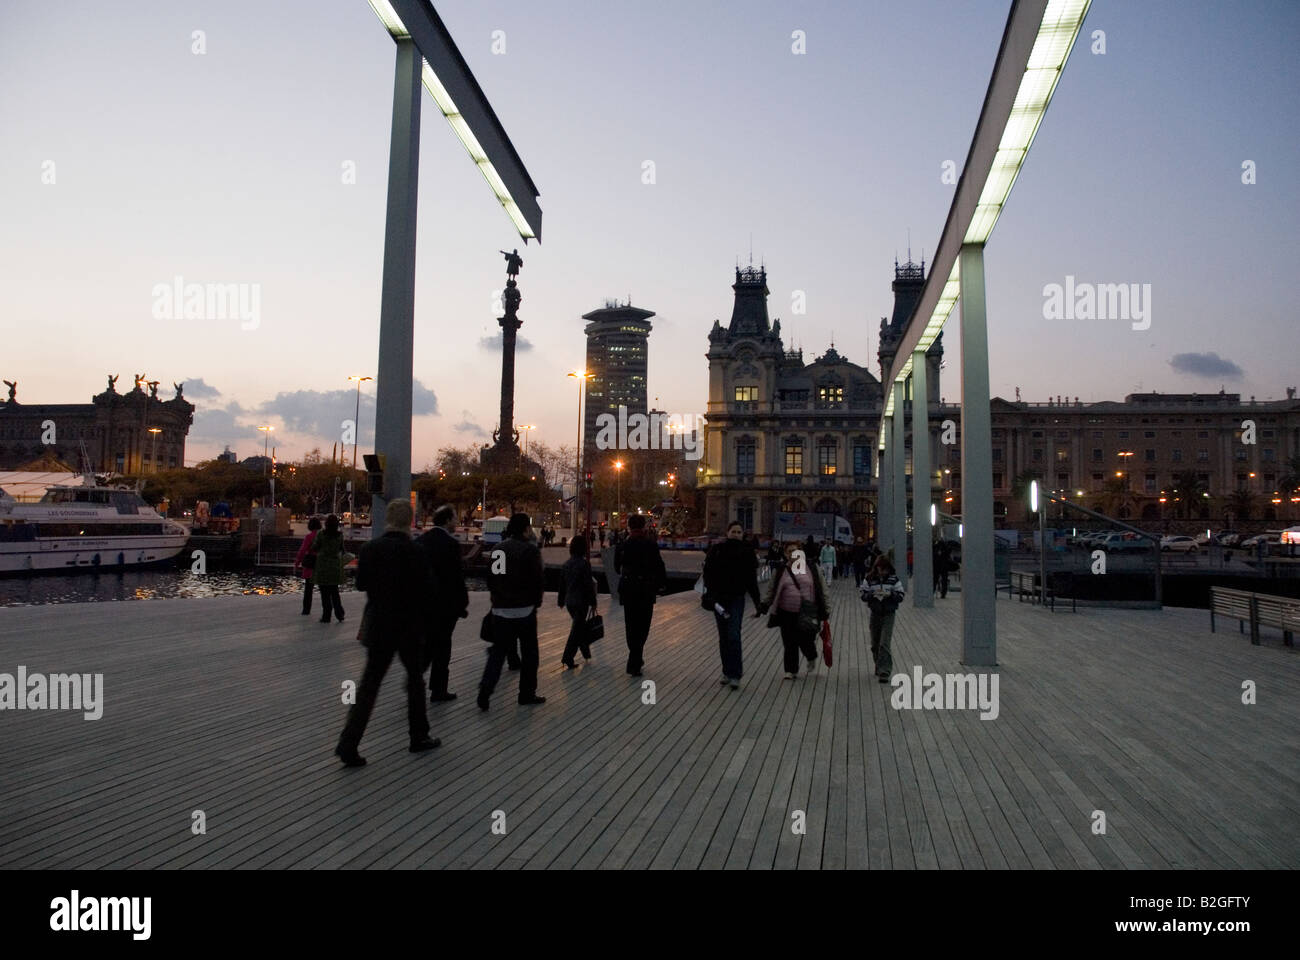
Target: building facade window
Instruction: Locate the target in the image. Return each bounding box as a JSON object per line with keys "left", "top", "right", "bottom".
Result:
{"left": 816, "top": 385, "right": 844, "bottom": 408}
{"left": 785, "top": 441, "right": 803, "bottom": 476}
{"left": 818, "top": 437, "right": 837, "bottom": 475}
{"left": 853, "top": 442, "right": 871, "bottom": 477}
{"left": 736, "top": 439, "right": 755, "bottom": 478}
{"left": 734, "top": 385, "right": 757, "bottom": 402}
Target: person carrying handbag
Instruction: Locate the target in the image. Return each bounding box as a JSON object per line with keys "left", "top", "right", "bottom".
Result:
{"left": 557, "top": 534, "right": 598, "bottom": 669}
{"left": 758, "top": 542, "right": 830, "bottom": 679}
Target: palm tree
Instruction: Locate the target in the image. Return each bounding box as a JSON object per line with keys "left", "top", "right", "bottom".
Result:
{"left": 1226, "top": 489, "right": 1256, "bottom": 523}
{"left": 1277, "top": 454, "right": 1300, "bottom": 522}
{"left": 1010, "top": 469, "right": 1043, "bottom": 522}
{"left": 1094, "top": 477, "right": 1135, "bottom": 519}
{"left": 1168, "top": 469, "right": 1209, "bottom": 520}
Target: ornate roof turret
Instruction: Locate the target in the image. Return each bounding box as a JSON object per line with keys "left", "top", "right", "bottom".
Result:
{"left": 727, "top": 265, "right": 772, "bottom": 338}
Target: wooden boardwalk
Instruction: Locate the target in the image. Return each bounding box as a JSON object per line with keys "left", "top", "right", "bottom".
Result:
{"left": 1, "top": 581, "right": 1296, "bottom": 869}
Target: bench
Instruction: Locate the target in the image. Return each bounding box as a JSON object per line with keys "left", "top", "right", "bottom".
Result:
{"left": 1210, "top": 586, "right": 1297, "bottom": 646}
{"left": 1006, "top": 570, "right": 1076, "bottom": 612}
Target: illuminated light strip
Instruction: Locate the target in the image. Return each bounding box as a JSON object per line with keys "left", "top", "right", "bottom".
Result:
{"left": 879, "top": 0, "right": 1089, "bottom": 447}
{"left": 420, "top": 62, "right": 536, "bottom": 239}
{"left": 367, "top": 0, "right": 409, "bottom": 37}
{"left": 964, "top": 0, "right": 1089, "bottom": 245}
{"left": 368, "top": 0, "right": 537, "bottom": 240}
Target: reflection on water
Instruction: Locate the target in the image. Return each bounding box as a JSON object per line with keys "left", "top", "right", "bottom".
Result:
{"left": 0, "top": 572, "right": 488, "bottom": 606}
{"left": 0, "top": 571, "right": 357, "bottom": 607}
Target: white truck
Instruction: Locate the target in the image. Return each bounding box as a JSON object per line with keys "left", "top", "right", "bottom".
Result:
{"left": 772, "top": 511, "right": 854, "bottom": 546}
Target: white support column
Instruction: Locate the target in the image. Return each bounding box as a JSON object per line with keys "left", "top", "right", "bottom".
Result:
{"left": 891, "top": 379, "right": 908, "bottom": 591}
{"left": 878, "top": 432, "right": 892, "bottom": 555}
{"left": 371, "top": 38, "right": 422, "bottom": 538}
{"left": 911, "top": 354, "right": 933, "bottom": 608}
{"left": 959, "top": 243, "right": 996, "bottom": 665}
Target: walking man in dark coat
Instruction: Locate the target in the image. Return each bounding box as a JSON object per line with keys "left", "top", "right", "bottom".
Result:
{"left": 614, "top": 514, "right": 667, "bottom": 676}
{"left": 335, "top": 500, "right": 440, "bottom": 767}
{"left": 417, "top": 503, "right": 468, "bottom": 702}
{"left": 478, "top": 513, "right": 546, "bottom": 710}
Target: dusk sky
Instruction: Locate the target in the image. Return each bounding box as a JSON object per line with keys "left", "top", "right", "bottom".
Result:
{"left": 2, "top": 1, "right": 1297, "bottom": 468}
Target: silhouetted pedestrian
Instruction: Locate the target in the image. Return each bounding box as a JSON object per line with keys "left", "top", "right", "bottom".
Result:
{"left": 417, "top": 503, "right": 468, "bottom": 702}
{"left": 703, "top": 521, "right": 761, "bottom": 688}
{"left": 479, "top": 513, "right": 545, "bottom": 710}
{"left": 335, "top": 500, "right": 439, "bottom": 767}
{"left": 615, "top": 514, "right": 666, "bottom": 676}
{"left": 558, "top": 534, "right": 597, "bottom": 668}
{"left": 311, "top": 514, "right": 347, "bottom": 623}
{"left": 295, "top": 516, "right": 322, "bottom": 615}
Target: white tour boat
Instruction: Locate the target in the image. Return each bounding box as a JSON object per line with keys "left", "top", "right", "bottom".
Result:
{"left": 0, "top": 483, "right": 188, "bottom": 574}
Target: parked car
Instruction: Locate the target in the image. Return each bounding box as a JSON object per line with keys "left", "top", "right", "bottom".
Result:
{"left": 1096, "top": 531, "right": 1146, "bottom": 552}
{"left": 1240, "top": 533, "right": 1276, "bottom": 549}
{"left": 1194, "top": 530, "right": 1214, "bottom": 545}
{"left": 1160, "top": 535, "right": 1199, "bottom": 553}
{"left": 1215, "top": 531, "right": 1241, "bottom": 547}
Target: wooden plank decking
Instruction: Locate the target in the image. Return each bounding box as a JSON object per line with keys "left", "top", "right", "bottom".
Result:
{"left": 0, "top": 581, "right": 1296, "bottom": 869}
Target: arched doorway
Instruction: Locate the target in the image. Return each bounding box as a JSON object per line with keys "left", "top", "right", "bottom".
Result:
{"left": 779, "top": 497, "right": 806, "bottom": 513}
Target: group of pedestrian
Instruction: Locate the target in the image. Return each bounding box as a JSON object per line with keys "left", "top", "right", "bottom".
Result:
{"left": 321, "top": 497, "right": 917, "bottom": 767}
{"left": 295, "top": 513, "right": 348, "bottom": 623}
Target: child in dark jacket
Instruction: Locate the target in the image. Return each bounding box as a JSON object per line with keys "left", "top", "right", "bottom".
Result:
{"left": 860, "top": 552, "right": 905, "bottom": 682}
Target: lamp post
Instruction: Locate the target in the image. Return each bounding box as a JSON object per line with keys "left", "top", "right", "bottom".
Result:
{"left": 567, "top": 371, "right": 589, "bottom": 536}
{"left": 147, "top": 427, "right": 162, "bottom": 473}
{"left": 1030, "top": 479, "right": 1045, "bottom": 605}
{"left": 614, "top": 460, "right": 623, "bottom": 524}
{"left": 518, "top": 423, "right": 537, "bottom": 470}
{"left": 348, "top": 376, "right": 372, "bottom": 515}
{"left": 258, "top": 425, "right": 273, "bottom": 476}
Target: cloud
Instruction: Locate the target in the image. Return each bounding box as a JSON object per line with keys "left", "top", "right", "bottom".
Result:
{"left": 179, "top": 377, "right": 222, "bottom": 399}
{"left": 452, "top": 410, "right": 487, "bottom": 437}
{"left": 256, "top": 380, "right": 439, "bottom": 442}
{"left": 478, "top": 333, "right": 534, "bottom": 352}
{"left": 188, "top": 400, "right": 266, "bottom": 446}
{"left": 1168, "top": 352, "right": 1243, "bottom": 379}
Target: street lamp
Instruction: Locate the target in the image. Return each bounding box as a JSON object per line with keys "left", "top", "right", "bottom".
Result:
{"left": 348, "top": 376, "right": 373, "bottom": 473}
{"left": 567, "top": 371, "right": 589, "bottom": 535}
{"left": 258, "top": 425, "right": 274, "bottom": 476}
{"left": 518, "top": 423, "right": 537, "bottom": 468}
{"left": 147, "top": 427, "right": 162, "bottom": 474}
{"left": 614, "top": 460, "right": 623, "bottom": 522}
{"left": 348, "top": 375, "right": 373, "bottom": 515}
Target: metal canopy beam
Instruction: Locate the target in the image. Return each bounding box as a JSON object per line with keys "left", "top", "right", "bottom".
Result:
{"left": 878, "top": 0, "right": 1090, "bottom": 425}
{"left": 380, "top": 0, "right": 543, "bottom": 240}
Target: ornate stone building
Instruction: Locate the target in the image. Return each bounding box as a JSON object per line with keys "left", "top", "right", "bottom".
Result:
{"left": 0, "top": 376, "right": 194, "bottom": 473}
{"left": 701, "top": 264, "right": 939, "bottom": 538}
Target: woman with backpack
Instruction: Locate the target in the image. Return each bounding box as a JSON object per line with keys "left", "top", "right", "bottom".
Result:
{"left": 557, "top": 534, "right": 598, "bottom": 669}
{"left": 310, "top": 514, "right": 347, "bottom": 623}
{"left": 759, "top": 541, "right": 830, "bottom": 679}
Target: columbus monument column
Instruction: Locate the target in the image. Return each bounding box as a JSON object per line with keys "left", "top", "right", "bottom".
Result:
{"left": 483, "top": 249, "right": 524, "bottom": 472}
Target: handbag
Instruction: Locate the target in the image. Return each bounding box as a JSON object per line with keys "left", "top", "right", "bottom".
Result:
{"left": 820, "top": 619, "right": 833, "bottom": 667}
{"left": 479, "top": 611, "right": 495, "bottom": 642}
{"left": 797, "top": 599, "right": 820, "bottom": 637}
{"left": 586, "top": 611, "right": 605, "bottom": 643}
